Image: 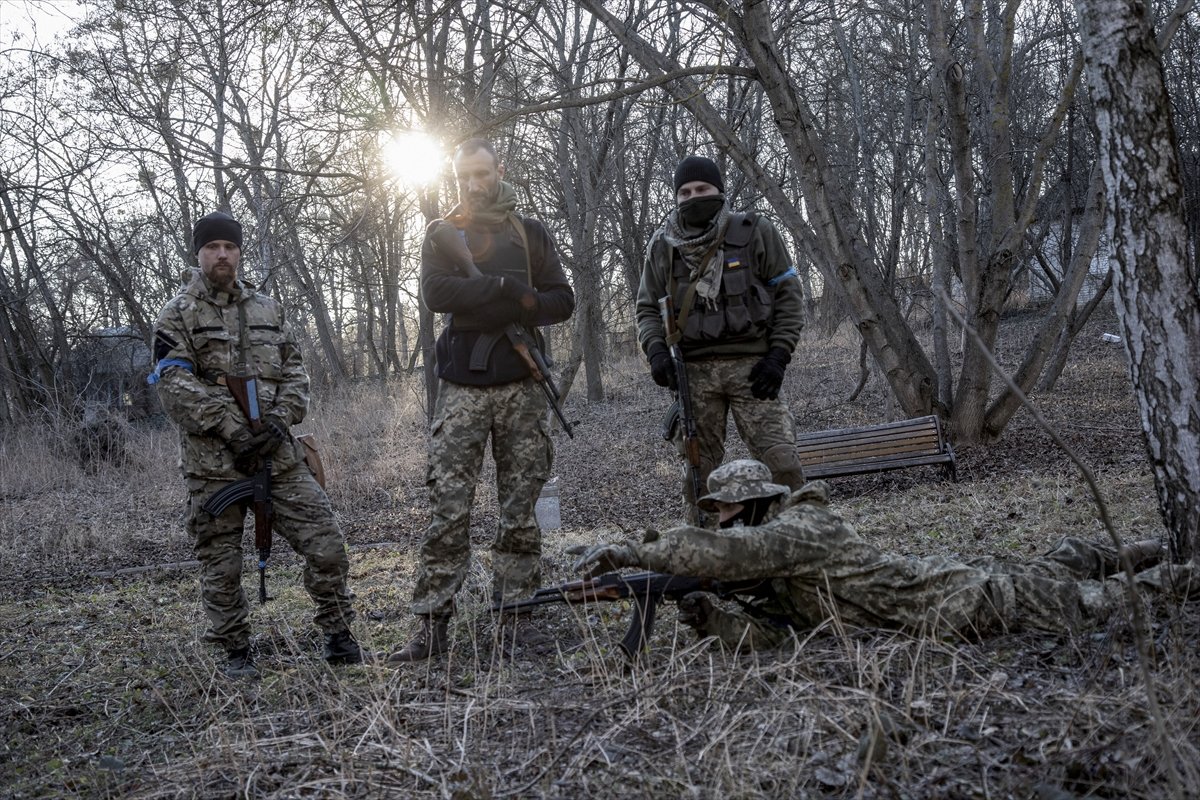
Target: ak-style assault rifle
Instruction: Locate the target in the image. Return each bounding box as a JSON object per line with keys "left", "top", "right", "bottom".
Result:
{"left": 660, "top": 295, "right": 703, "bottom": 504}
{"left": 428, "top": 220, "right": 573, "bottom": 437}
{"left": 201, "top": 373, "right": 274, "bottom": 603}
{"left": 491, "top": 571, "right": 774, "bottom": 660}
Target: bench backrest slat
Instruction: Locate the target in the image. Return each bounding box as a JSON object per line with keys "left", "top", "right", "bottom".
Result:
{"left": 793, "top": 415, "right": 956, "bottom": 481}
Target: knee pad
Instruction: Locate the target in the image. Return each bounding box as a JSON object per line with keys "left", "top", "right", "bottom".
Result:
{"left": 763, "top": 444, "right": 806, "bottom": 491}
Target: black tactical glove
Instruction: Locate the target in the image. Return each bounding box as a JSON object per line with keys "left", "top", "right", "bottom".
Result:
{"left": 647, "top": 342, "right": 677, "bottom": 390}
{"left": 749, "top": 346, "right": 791, "bottom": 400}
{"left": 258, "top": 413, "right": 290, "bottom": 458}
{"left": 499, "top": 276, "right": 539, "bottom": 326}
{"left": 227, "top": 424, "right": 274, "bottom": 475}
{"left": 676, "top": 592, "right": 715, "bottom": 636}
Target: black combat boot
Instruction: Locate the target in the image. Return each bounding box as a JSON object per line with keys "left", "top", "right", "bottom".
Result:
{"left": 387, "top": 616, "right": 449, "bottom": 663}
{"left": 223, "top": 646, "right": 260, "bottom": 678}
{"left": 324, "top": 630, "right": 364, "bottom": 665}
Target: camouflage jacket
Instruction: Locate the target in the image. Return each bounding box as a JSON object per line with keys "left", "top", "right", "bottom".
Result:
{"left": 631, "top": 482, "right": 996, "bottom": 636}
{"left": 150, "top": 270, "right": 308, "bottom": 480}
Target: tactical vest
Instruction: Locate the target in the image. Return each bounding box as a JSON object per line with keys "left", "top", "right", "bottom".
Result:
{"left": 667, "top": 212, "right": 774, "bottom": 347}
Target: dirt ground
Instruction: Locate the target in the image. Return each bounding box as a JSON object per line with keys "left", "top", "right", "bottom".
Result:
{"left": 2, "top": 304, "right": 1198, "bottom": 799}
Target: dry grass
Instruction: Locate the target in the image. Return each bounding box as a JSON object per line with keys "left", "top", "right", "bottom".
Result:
{"left": 2, "top": 304, "right": 1199, "bottom": 799}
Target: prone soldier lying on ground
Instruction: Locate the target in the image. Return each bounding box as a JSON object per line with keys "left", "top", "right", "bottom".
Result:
{"left": 569, "top": 460, "right": 1192, "bottom": 652}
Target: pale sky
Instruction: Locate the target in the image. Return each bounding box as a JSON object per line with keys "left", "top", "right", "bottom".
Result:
{"left": 0, "top": 0, "right": 84, "bottom": 48}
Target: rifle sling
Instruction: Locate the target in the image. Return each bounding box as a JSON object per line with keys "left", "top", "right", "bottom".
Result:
{"left": 506, "top": 213, "right": 533, "bottom": 285}
{"left": 666, "top": 268, "right": 705, "bottom": 348}
{"left": 236, "top": 295, "right": 251, "bottom": 373}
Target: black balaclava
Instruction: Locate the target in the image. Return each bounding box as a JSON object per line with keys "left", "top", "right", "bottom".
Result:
{"left": 719, "top": 496, "right": 777, "bottom": 529}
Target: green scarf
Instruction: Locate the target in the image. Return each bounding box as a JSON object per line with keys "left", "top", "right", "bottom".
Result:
{"left": 662, "top": 199, "right": 731, "bottom": 304}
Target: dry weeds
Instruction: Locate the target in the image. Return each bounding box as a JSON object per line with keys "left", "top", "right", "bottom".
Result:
{"left": 2, "top": 304, "right": 1198, "bottom": 799}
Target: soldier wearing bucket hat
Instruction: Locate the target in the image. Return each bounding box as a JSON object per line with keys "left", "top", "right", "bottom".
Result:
{"left": 573, "top": 459, "right": 1176, "bottom": 651}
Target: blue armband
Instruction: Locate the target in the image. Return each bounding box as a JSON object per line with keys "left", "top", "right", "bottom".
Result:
{"left": 147, "top": 358, "right": 194, "bottom": 385}
{"left": 767, "top": 267, "right": 798, "bottom": 287}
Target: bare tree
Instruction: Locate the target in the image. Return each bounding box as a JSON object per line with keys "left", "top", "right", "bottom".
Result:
{"left": 1076, "top": 0, "right": 1200, "bottom": 560}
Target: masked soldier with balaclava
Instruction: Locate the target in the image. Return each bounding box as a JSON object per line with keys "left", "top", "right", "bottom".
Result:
{"left": 573, "top": 460, "right": 1178, "bottom": 651}
{"left": 636, "top": 154, "right": 807, "bottom": 526}
{"left": 389, "top": 139, "right": 575, "bottom": 662}
{"left": 150, "top": 211, "right": 361, "bottom": 677}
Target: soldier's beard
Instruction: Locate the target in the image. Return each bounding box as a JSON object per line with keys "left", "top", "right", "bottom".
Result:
{"left": 464, "top": 184, "right": 499, "bottom": 212}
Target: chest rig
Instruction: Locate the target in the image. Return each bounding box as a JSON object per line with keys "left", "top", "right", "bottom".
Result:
{"left": 666, "top": 212, "right": 774, "bottom": 348}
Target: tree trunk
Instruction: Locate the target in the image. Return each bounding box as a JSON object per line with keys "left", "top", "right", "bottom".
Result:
{"left": 985, "top": 165, "right": 1107, "bottom": 431}
{"left": 417, "top": 190, "right": 440, "bottom": 421}
{"left": 924, "top": 101, "right": 956, "bottom": 409}
{"left": 581, "top": 0, "right": 939, "bottom": 419}
{"left": 1038, "top": 268, "right": 1114, "bottom": 392}
{"left": 1077, "top": 0, "right": 1200, "bottom": 560}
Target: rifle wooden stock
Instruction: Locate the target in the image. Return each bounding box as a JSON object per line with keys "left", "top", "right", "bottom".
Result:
{"left": 225, "top": 373, "right": 262, "bottom": 432}
{"left": 492, "top": 571, "right": 773, "bottom": 660}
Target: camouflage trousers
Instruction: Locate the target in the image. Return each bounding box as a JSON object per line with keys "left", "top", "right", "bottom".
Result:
{"left": 187, "top": 465, "right": 355, "bottom": 651}
{"left": 410, "top": 379, "right": 553, "bottom": 618}
{"left": 671, "top": 356, "right": 804, "bottom": 524}
{"left": 694, "top": 537, "right": 1176, "bottom": 650}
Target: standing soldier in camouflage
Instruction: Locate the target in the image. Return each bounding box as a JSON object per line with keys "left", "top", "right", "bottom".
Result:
{"left": 574, "top": 460, "right": 1174, "bottom": 650}
{"left": 150, "top": 211, "right": 361, "bottom": 677}
{"left": 389, "top": 139, "right": 575, "bottom": 662}
{"left": 637, "top": 155, "right": 807, "bottom": 525}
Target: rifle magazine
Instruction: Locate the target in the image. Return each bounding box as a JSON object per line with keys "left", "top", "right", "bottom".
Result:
{"left": 200, "top": 478, "right": 255, "bottom": 517}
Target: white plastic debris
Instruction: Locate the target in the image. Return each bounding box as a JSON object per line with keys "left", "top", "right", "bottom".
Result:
{"left": 535, "top": 477, "right": 561, "bottom": 530}
{"left": 1101, "top": 333, "right": 1122, "bottom": 343}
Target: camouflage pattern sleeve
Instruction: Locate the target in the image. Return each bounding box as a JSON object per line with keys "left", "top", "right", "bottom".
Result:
{"left": 634, "top": 231, "right": 670, "bottom": 356}
{"left": 753, "top": 218, "right": 804, "bottom": 353}
{"left": 267, "top": 307, "right": 309, "bottom": 425}
{"left": 151, "top": 300, "right": 242, "bottom": 441}
{"left": 630, "top": 515, "right": 829, "bottom": 581}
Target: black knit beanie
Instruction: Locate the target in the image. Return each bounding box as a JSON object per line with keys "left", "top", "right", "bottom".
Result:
{"left": 192, "top": 212, "right": 243, "bottom": 254}
{"left": 673, "top": 155, "right": 724, "bottom": 193}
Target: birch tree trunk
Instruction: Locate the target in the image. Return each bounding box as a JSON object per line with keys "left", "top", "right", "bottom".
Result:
{"left": 1076, "top": 0, "right": 1200, "bottom": 560}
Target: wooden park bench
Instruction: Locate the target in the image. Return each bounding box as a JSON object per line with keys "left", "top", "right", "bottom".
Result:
{"left": 795, "top": 415, "right": 958, "bottom": 482}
